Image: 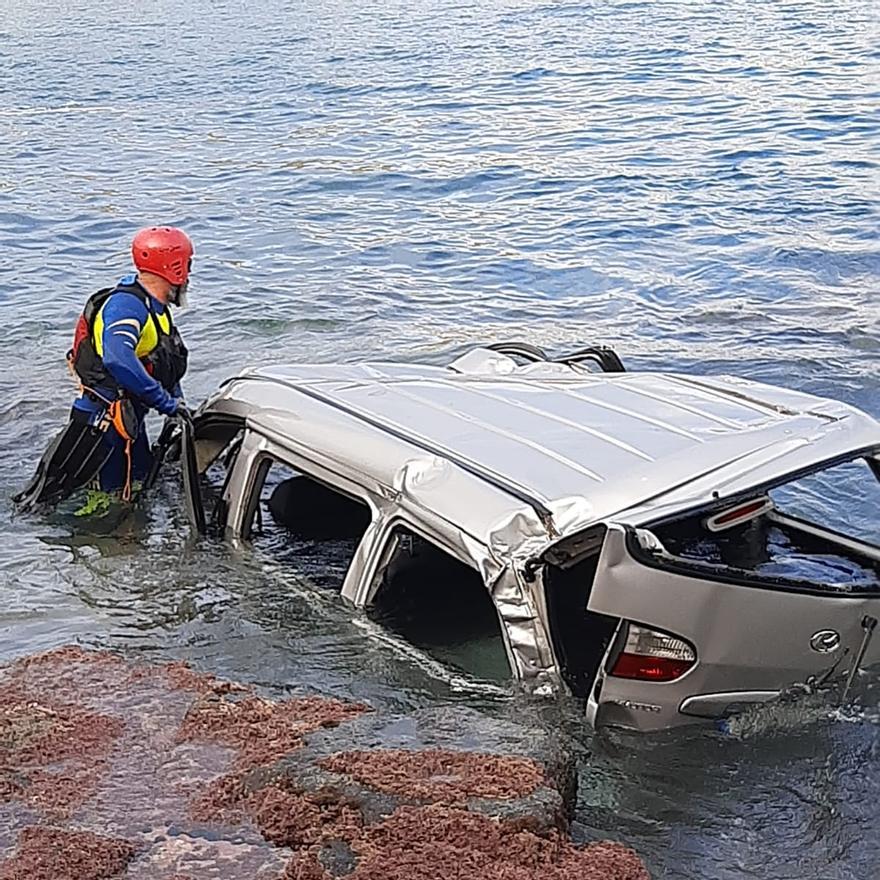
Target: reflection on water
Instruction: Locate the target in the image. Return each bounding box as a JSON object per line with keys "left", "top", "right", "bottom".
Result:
{"left": 1, "top": 0, "right": 878, "bottom": 877}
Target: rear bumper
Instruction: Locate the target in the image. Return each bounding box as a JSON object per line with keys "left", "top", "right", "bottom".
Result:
{"left": 679, "top": 690, "right": 780, "bottom": 718}
{"left": 587, "top": 675, "right": 782, "bottom": 731}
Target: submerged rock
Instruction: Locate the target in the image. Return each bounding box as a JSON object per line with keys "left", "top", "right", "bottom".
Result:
{"left": 0, "top": 647, "right": 649, "bottom": 879}
{"left": 257, "top": 706, "right": 576, "bottom": 833}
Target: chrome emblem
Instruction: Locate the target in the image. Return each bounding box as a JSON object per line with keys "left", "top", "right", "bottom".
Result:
{"left": 810, "top": 630, "right": 840, "bottom": 653}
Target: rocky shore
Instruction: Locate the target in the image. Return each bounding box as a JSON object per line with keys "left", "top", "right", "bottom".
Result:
{"left": 0, "top": 647, "right": 649, "bottom": 879}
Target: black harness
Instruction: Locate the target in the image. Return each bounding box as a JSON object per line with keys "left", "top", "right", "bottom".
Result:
{"left": 70, "top": 281, "right": 188, "bottom": 397}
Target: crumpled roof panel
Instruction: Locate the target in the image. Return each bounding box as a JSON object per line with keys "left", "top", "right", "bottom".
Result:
{"left": 204, "top": 354, "right": 880, "bottom": 547}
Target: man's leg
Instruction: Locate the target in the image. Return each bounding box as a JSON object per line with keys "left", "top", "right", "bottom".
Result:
{"left": 97, "top": 428, "right": 127, "bottom": 492}
{"left": 130, "top": 424, "right": 153, "bottom": 484}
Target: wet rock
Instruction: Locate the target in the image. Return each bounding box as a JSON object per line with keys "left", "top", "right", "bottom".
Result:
{"left": 346, "top": 804, "right": 651, "bottom": 880}
{"left": 177, "top": 691, "right": 369, "bottom": 772}
{"left": 0, "top": 687, "right": 124, "bottom": 819}
{"left": 125, "top": 829, "right": 287, "bottom": 880}
{"left": 0, "top": 827, "right": 135, "bottom": 880}
{"left": 0, "top": 647, "right": 650, "bottom": 880}
{"left": 0, "top": 648, "right": 293, "bottom": 878}
{"left": 189, "top": 702, "right": 652, "bottom": 880}
{"left": 256, "top": 706, "right": 576, "bottom": 833}
{"left": 0, "top": 702, "right": 57, "bottom": 751}
{"left": 317, "top": 838, "right": 358, "bottom": 877}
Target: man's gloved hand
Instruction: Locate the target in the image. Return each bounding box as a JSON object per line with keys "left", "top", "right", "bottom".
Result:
{"left": 173, "top": 400, "right": 193, "bottom": 423}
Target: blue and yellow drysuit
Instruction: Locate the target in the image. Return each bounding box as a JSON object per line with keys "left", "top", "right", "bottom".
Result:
{"left": 71, "top": 274, "right": 187, "bottom": 492}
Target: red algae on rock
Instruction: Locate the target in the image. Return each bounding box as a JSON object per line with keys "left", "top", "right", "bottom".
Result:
{"left": 320, "top": 748, "right": 547, "bottom": 803}
{"left": 0, "top": 647, "right": 653, "bottom": 880}
{"left": 192, "top": 772, "right": 363, "bottom": 849}
{"left": 177, "top": 692, "right": 368, "bottom": 771}
{"left": 201, "top": 775, "right": 651, "bottom": 880}
{"left": 161, "top": 660, "right": 244, "bottom": 695}
{"left": 348, "top": 804, "right": 651, "bottom": 880}
{"left": 0, "top": 694, "right": 123, "bottom": 767}
{"left": 0, "top": 827, "right": 135, "bottom": 880}
{"left": 188, "top": 771, "right": 251, "bottom": 824}
{"left": 250, "top": 783, "right": 363, "bottom": 848}
{"left": 281, "top": 851, "right": 331, "bottom": 880}
{"left": 0, "top": 688, "right": 124, "bottom": 818}
{"left": 12, "top": 646, "right": 125, "bottom": 675}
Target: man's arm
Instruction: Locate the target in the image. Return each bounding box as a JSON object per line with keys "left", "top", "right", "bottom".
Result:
{"left": 100, "top": 293, "right": 178, "bottom": 415}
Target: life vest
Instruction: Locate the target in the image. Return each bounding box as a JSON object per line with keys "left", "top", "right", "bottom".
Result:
{"left": 69, "top": 281, "right": 188, "bottom": 397}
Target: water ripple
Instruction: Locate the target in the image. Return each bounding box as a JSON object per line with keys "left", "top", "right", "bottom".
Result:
{"left": 1, "top": 1, "right": 878, "bottom": 877}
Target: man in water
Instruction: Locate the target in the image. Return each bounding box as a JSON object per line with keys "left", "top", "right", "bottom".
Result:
{"left": 15, "top": 226, "right": 193, "bottom": 515}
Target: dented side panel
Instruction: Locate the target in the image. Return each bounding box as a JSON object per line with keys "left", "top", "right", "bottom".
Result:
{"left": 223, "top": 426, "right": 558, "bottom": 687}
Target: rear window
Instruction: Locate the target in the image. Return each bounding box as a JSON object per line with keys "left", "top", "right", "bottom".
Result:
{"left": 770, "top": 458, "right": 878, "bottom": 545}
{"left": 651, "top": 457, "right": 879, "bottom": 594}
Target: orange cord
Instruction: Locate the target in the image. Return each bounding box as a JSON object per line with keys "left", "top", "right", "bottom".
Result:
{"left": 68, "top": 356, "right": 135, "bottom": 501}
{"left": 122, "top": 438, "right": 132, "bottom": 502}
{"left": 68, "top": 351, "right": 135, "bottom": 501}
{"left": 108, "top": 400, "right": 135, "bottom": 502}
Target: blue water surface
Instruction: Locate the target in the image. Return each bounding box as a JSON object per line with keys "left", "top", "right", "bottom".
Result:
{"left": 0, "top": 2, "right": 878, "bottom": 878}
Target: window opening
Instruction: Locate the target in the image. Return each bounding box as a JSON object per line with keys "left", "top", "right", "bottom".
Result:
{"left": 193, "top": 417, "right": 244, "bottom": 532}
{"left": 369, "top": 527, "right": 510, "bottom": 681}
{"left": 770, "top": 457, "right": 878, "bottom": 544}
{"left": 652, "top": 457, "right": 879, "bottom": 593}
{"left": 249, "top": 458, "right": 372, "bottom": 592}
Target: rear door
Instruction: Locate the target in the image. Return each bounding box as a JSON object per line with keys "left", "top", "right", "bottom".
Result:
{"left": 179, "top": 415, "right": 207, "bottom": 534}
{"left": 587, "top": 523, "right": 880, "bottom": 719}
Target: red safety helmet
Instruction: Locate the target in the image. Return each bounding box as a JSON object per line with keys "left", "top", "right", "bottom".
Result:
{"left": 131, "top": 226, "right": 194, "bottom": 286}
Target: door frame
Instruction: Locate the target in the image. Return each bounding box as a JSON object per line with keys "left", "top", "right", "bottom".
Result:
{"left": 224, "top": 426, "right": 387, "bottom": 601}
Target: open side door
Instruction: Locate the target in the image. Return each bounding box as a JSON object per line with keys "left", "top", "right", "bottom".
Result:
{"left": 539, "top": 525, "right": 620, "bottom": 697}
{"left": 146, "top": 414, "right": 216, "bottom": 536}
{"left": 179, "top": 415, "right": 206, "bottom": 535}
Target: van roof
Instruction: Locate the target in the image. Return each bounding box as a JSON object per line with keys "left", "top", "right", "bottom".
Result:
{"left": 204, "top": 349, "right": 880, "bottom": 551}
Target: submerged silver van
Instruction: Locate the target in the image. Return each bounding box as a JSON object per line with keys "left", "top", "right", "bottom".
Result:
{"left": 188, "top": 344, "right": 880, "bottom": 731}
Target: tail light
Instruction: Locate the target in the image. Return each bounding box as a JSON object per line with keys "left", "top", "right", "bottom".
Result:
{"left": 610, "top": 624, "right": 696, "bottom": 682}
